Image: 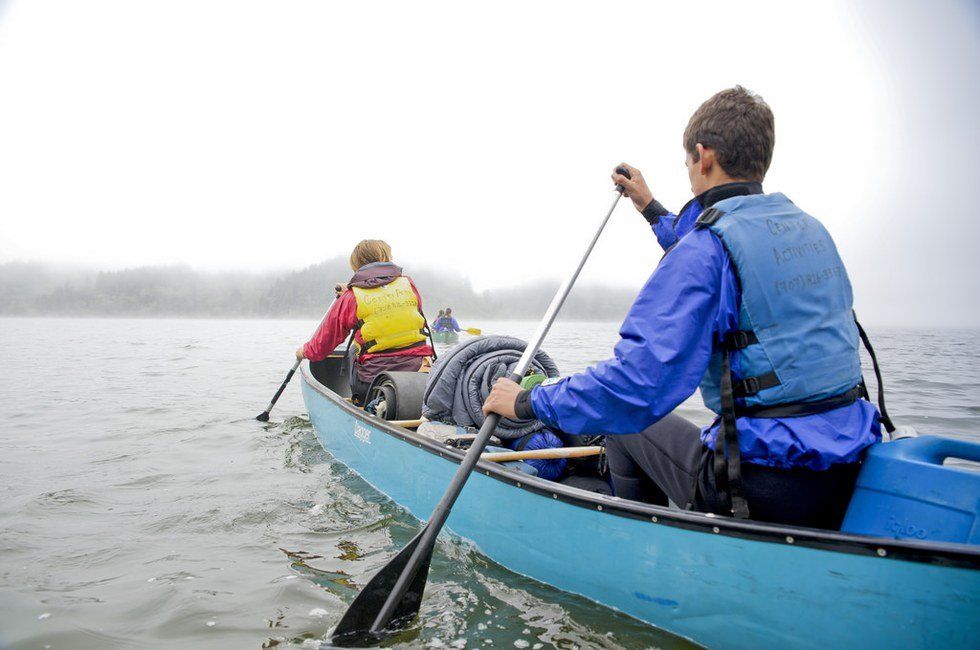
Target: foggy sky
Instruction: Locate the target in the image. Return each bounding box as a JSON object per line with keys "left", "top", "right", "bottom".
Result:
{"left": 0, "top": 0, "right": 978, "bottom": 327}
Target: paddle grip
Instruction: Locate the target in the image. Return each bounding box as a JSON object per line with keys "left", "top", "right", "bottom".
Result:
{"left": 614, "top": 165, "right": 632, "bottom": 193}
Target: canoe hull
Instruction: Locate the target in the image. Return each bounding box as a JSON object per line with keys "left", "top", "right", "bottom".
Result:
{"left": 301, "top": 367, "right": 980, "bottom": 649}
{"left": 432, "top": 330, "right": 459, "bottom": 345}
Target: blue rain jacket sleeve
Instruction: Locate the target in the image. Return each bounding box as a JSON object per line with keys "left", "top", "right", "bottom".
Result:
{"left": 647, "top": 198, "right": 702, "bottom": 251}
{"left": 530, "top": 230, "right": 730, "bottom": 435}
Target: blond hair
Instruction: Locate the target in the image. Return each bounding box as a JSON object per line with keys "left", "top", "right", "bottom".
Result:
{"left": 349, "top": 239, "right": 393, "bottom": 270}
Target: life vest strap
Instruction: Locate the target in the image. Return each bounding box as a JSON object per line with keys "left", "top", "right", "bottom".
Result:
{"left": 357, "top": 338, "right": 428, "bottom": 358}
{"left": 715, "top": 349, "right": 751, "bottom": 519}
{"left": 695, "top": 207, "right": 726, "bottom": 228}
{"left": 735, "top": 386, "right": 862, "bottom": 418}
{"left": 722, "top": 329, "right": 758, "bottom": 351}
{"left": 731, "top": 371, "right": 780, "bottom": 397}
{"left": 854, "top": 313, "right": 895, "bottom": 433}
{"left": 714, "top": 314, "right": 892, "bottom": 520}
{"left": 721, "top": 329, "right": 775, "bottom": 397}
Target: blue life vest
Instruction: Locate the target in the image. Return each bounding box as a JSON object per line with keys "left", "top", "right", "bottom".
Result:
{"left": 697, "top": 193, "right": 863, "bottom": 413}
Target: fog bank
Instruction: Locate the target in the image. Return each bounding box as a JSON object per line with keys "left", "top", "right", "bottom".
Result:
{"left": 0, "top": 260, "right": 639, "bottom": 322}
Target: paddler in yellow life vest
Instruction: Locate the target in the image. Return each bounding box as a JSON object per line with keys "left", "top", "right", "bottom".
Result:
{"left": 296, "top": 239, "right": 435, "bottom": 402}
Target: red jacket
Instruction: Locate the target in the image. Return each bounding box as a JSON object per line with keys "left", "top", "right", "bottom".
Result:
{"left": 303, "top": 272, "right": 433, "bottom": 363}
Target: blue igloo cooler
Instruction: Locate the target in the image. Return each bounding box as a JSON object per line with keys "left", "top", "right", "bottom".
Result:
{"left": 842, "top": 436, "right": 980, "bottom": 544}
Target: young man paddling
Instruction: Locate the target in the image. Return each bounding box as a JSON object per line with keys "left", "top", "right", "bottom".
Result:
{"left": 483, "top": 86, "right": 882, "bottom": 528}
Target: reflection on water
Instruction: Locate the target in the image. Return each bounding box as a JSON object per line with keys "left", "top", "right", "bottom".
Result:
{"left": 0, "top": 317, "right": 976, "bottom": 648}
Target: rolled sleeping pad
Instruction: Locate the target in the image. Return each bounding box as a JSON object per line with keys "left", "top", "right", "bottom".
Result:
{"left": 422, "top": 335, "right": 560, "bottom": 439}
{"left": 365, "top": 371, "right": 429, "bottom": 421}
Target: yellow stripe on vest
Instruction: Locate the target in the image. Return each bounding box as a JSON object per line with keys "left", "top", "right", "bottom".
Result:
{"left": 351, "top": 276, "right": 427, "bottom": 354}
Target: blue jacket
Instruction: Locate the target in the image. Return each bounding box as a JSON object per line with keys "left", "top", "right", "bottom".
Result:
{"left": 433, "top": 316, "right": 460, "bottom": 332}
{"left": 644, "top": 195, "right": 702, "bottom": 251}
{"left": 530, "top": 184, "right": 881, "bottom": 470}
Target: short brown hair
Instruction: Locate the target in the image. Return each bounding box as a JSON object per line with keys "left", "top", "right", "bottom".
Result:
{"left": 683, "top": 86, "right": 775, "bottom": 182}
{"left": 349, "top": 239, "right": 392, "bottom": 270}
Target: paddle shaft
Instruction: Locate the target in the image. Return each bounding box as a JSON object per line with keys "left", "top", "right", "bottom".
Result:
{"left": 481, "top": 445, "right": 603, "bottom": 462}
{"left": 257, "top": 302, "right": 334, "bottom": 420}
{"left": 368, "top": 185, "right": 626, "bottom": 633}
{"left": 260, "top": 358, "right": 301, "bottom": 415}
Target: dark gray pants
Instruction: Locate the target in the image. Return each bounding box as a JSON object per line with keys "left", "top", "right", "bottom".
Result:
{"left": 604, "top": 413, "right": 860, "bottom": 529}
{"left": 605, "top": 414, "right": 707, "bottom": 509}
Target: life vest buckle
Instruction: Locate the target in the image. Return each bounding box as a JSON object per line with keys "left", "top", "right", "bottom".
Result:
{"left": 725, "top": 330, "right": 755, "bottom": 351}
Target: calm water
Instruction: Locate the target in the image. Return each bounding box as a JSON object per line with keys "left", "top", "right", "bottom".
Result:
{"left": 1, "top": 317, "right": 978, "bottom": 649}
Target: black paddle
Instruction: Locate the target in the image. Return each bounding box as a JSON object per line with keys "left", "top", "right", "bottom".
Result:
{"left": 257, "top": 287, "right": 344, "bottom": 422}
{"left": 328, "top": 168, "right": 631, "bottom": 646}
{"left": 256, "top": 358, "right": 302, "bottom": 422}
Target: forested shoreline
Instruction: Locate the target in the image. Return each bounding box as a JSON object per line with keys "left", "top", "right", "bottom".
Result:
{"left": 0, "top": 259, "right": 637, "bottom": 321}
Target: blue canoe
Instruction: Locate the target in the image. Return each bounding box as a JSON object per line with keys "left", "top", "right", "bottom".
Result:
{"left": 301, "top": 356, "right": 980, "bottom": 649}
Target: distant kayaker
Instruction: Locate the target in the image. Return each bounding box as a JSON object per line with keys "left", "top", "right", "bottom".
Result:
{"left": 484, "top": 86, "right": 883, "bottom": 529}
{"left": 296, "top": 239, "right": 434, "bottom": 403}
{"left": 433, "top": 308, "right": 461, "bottom": 333}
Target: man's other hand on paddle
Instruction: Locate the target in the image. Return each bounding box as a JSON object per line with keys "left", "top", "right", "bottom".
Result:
{"left": 483, "top": 377, "right": 522, "bottom": 420}
{"left": 612, "top": 162, "right": 654, "bottom": 213}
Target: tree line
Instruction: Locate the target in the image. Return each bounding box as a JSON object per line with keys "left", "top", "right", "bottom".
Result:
{"left": 0, "top": 259, "right": 638, "bottom": 321}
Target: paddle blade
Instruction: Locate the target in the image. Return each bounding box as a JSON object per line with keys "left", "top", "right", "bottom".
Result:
{"left": 255, "top": 411, "right": 270, "bottom": 422}
{"left": 465, "top": 328, "right": 481, "bottom": 335}
{"left": 331, "top": 527, "right": 433, "bottom": 646}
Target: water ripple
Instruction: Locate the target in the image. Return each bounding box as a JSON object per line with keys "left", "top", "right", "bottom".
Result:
{"left": 0, "top": 317, "right": 975, "bottom": 648}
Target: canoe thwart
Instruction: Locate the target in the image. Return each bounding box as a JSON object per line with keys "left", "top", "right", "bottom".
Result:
{"left": 388, "top": 417, "right": 427, "bottom": 429}
{"left": 481, "top": 446, "right": 604, "bottom": 463}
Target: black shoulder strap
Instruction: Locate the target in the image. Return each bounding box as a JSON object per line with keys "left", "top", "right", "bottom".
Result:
{"left": 853, "top": 313, "right": 894, "bottom": 433}
{"left": 419, "top": 308, "right": 438, "bottom": 361}
{"left": 343, "top": 327, "right": 359, "bottom": 361}
{"left": 695, "top": 207, "right": 726, "bottom": 229}
{"left": 714, "top": 349, "right": 751, "bottom": 519}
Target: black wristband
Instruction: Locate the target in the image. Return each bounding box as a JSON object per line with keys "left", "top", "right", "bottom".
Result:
{"left": 641, "top": 198, "right": 669, "bottom": 225}
{"left": 514, "top": 389, "right": 536, "bottom": 420}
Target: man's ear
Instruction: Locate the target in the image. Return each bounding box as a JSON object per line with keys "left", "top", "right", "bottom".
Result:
{"left": 696, "top": 143, "right": 714, "bottom": 176}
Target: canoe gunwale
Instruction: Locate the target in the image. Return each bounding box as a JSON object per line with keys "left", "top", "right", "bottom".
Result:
{"left": 301, "top": 362, "right": 980, "bottom": 570}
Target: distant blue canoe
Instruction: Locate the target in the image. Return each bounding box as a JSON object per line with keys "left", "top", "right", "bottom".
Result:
{"left": 301, "top": 356, "right": 980, "bottom": 649}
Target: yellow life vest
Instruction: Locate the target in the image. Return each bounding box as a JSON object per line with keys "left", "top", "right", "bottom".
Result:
{"left": 351, "top": 276, "right": 427, "bottom": 354}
